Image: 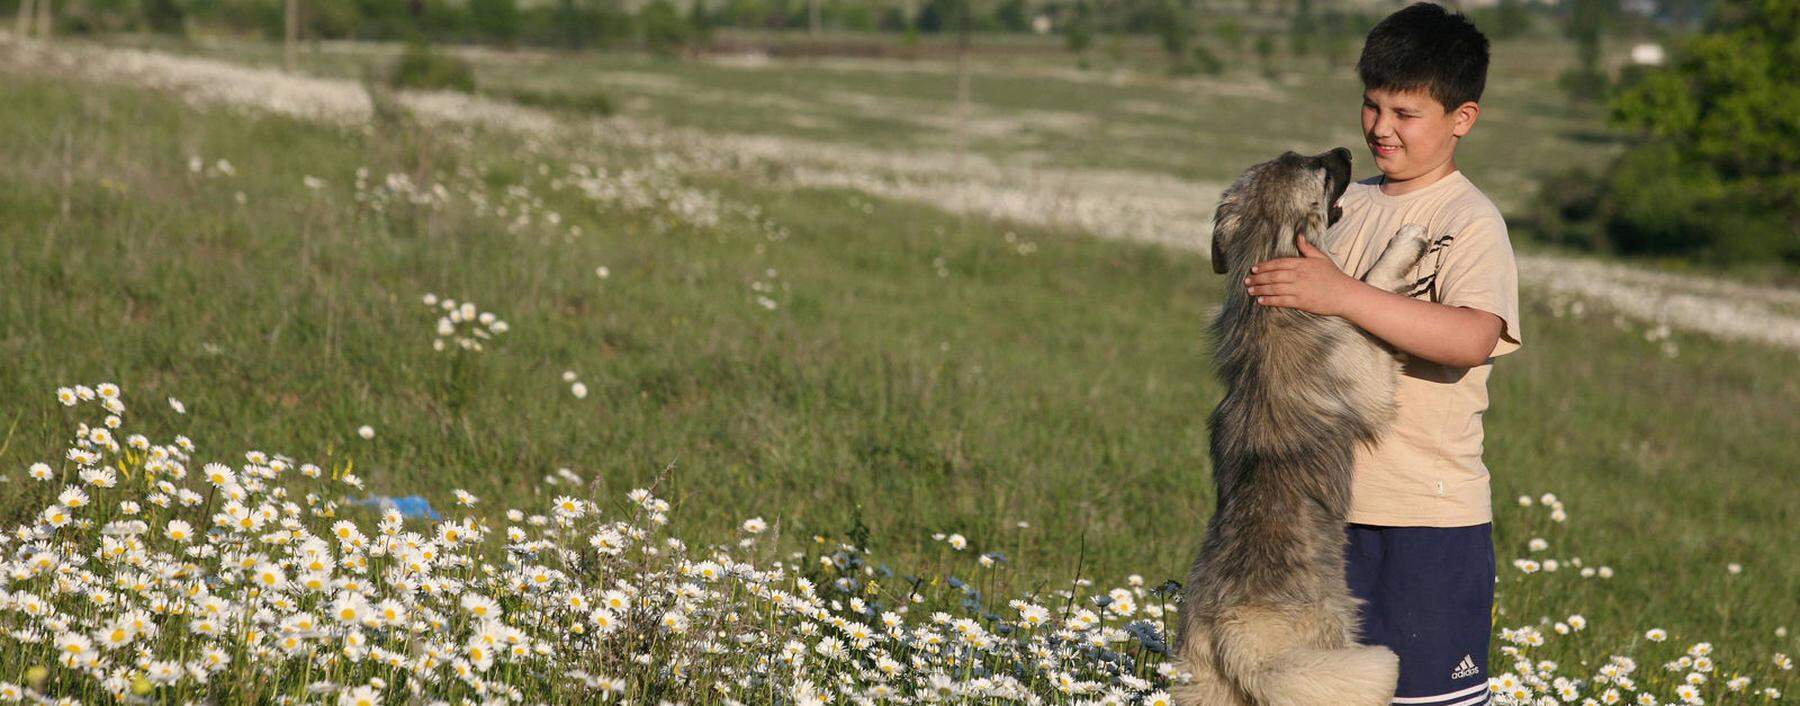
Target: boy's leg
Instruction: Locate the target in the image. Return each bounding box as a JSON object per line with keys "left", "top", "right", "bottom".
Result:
{"left": 1344, "top": 522, "right": 1496, "bottom": 706}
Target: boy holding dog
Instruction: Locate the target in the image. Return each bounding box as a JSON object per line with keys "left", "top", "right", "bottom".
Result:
{"left": 1240, "top": 4, "right": 1521, "bottom": 705}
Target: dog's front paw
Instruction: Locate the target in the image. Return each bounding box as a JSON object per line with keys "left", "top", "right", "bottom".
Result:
{"left": 1364, "top": 224, "right": 1432, "bottom": 292}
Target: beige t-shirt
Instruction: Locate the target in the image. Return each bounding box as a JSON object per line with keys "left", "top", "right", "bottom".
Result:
{"left": 1322, "top": 170, "right": 1522, "bottom": 527}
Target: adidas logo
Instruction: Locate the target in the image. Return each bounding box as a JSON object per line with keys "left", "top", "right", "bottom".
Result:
{"left": 1450, "top": 654, "right": 1480, "bottom": 679}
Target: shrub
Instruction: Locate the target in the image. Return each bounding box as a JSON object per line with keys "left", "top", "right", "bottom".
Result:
{"left": 637, "top": 0, "right": 692, "bottom": 57}
{"left": 389, "top": 41, "right": 476, "bottom": 93}
{"left": 1539, "top": 0, "right": 1800, "bottom": 268}
{"left": 142, "top": 0, "right": 186, "bottom": 34}
{"left": 469, "top": 0, "right": 520, "bottom": 44}
{"left": 502, "top": 87, "right": 615, "bottom": 117}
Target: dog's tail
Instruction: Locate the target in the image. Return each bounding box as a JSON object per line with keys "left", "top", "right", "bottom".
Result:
{"left": 1208, "top": 609, "right": 1400, "bottom": 706}
{"left": 1233, "top": 644, "right": 1399, "bottom": 706}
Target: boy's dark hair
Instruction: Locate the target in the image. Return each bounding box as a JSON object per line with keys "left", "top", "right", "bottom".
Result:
{"left": 1357, "top": 2, "right": 1490, "bottom": 111}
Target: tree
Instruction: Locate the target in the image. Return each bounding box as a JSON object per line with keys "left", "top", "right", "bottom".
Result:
{"left": 1064, "top": 0, "right": 1094, "bottom": 57}
{"left": 995, "top": 0, "right": 1026, "bottom": 31}
{"left": 285, "top": 0, "right": 298, "bottom": 71}
{"left": 1596, "top": 0, "right": 1800, "bottom": 264}
{"left": 1559, "top": 0, "right": 1610, "bottom": 102}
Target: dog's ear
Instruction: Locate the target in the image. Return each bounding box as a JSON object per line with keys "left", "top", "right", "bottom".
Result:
{"left": 1210, "top": 197, "right": 1240, "bottom": 274}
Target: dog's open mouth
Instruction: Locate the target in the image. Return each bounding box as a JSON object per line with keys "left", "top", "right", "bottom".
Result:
{"left": 1323, "top": 147, "right": 1352, "bottom": 228}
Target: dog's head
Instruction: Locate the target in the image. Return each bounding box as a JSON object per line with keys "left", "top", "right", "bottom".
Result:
{"left": 1209, "top": 148, "right": 1353, "bottom": 275}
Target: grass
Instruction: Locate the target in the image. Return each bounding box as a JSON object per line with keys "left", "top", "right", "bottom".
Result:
{"left": 0, "top": 32, "right": 1794, "bottom": 701}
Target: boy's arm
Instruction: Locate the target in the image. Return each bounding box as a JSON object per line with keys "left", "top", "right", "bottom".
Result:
{"left": 1244, "top": 235, "right": 1503, "bottom": 368}
{"left": 1338, "top": 287, "right": 1502, "bottom": 368}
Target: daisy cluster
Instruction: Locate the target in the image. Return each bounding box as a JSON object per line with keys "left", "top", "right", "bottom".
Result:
{"left": 1, "top": 385, "right": 1183, "bottom": 704}
{"left": 420, "top": 294, "right": 508, "bottom": 353}
{"left": 1485, "top": 496, "right": 1790, "bottom": 706}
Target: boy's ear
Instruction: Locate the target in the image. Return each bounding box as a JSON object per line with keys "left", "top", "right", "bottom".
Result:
{"left": 1452, "top": 101, "right": 1480, "bottom": 137}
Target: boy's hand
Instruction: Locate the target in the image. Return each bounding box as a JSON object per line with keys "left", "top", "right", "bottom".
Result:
{"left": 1244, "top": 233, "right": 1365, "bottom": 316}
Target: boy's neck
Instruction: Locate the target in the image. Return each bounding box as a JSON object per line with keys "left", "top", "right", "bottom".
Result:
{"left": 1377, "top": 158, "right": 1460, "bottom": 196}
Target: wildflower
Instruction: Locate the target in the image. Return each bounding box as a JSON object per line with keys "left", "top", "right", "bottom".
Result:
{"left": 461, "top": 594, "right": 501, "bottom": 619}
{"left": 947, "top": 533, "right": 967, "bottom": 550}
{"left": 57, "top": 487, "right": 89, "bottom": 509}
{"left": 357, "top": 425, "right": 375, "bottom": 440}
{"left": 169, "top": 397, "right": 186, "bottom": 414}
{"left": 571, "top": 382, "right": 588, "bottom": 399}
{"left": 41, "top": 505, "right": 72, "bottom": 528}
{"left": 28, "top": 463, "right": 53, "bottom": 481}
{"left": 1646, "top": 629, "right": 1668, "bottom": 642}
{"left": 166, "top": 519, "right": 193, "bottom": 542}
{"left": 742, "top": 517, "right": 767, "bottom": 533}
{"left": 338, "top": 684, "right": 380, "bottom": 706}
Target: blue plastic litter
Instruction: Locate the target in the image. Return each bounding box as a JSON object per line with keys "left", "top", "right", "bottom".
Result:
{"left": 351, "top": 494, "right": 442, "bottom": 521}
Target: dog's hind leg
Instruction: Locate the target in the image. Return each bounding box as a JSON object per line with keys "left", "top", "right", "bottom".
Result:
{"left": 1173, "top": 621, "right": 1252, "bottom": 706}
{"left": 1211, "top": 607, "right": 1399, "bottom": 706}
{"left": 1362, "top": 224, "right": 1431, "bottom": 294}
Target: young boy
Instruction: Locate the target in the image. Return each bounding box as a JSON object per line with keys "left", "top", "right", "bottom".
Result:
{"left": 1240, "top": 4, "right": 1521, "bottom": 705}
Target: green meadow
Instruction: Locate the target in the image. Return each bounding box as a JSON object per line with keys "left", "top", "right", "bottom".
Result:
{"left": 0, "top": 30, "right": 1792, "bottom": 703}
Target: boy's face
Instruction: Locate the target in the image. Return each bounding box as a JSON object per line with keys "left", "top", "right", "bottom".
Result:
{"left": 1360, "top": 87, "right": 1479, "bottom": 182}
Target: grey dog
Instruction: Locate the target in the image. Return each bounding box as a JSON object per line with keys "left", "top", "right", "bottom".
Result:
{"left": 1172, "top": 148, "right": 1430, "bottom": 706}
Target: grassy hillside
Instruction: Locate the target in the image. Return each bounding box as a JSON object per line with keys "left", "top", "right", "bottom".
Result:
{"left": 0, "top": 36, "right": 1792, "bottom": 704}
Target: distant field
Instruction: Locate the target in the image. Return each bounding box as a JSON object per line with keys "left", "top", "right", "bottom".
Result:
{"left": 0, "top": 31, "right": 1793, "bottom": 703}
{"left": 101, "top": 31, "right": 1630, "bottom": 216}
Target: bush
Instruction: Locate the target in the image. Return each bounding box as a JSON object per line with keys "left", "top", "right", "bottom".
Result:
{"left": 1063, "top": 0, "right": 1093, "bottom": 54}
{"left": 389, "top": 41, "right": 476, "bottom": 93}
{"left": 501, "top": 87, "right": 615, "bottom": 116}
{"left": 1528, "top": 166, "right": 1608, "bottom": 252}
{"left": 469, "top": 0, "right": 520, "bottom": 44}
{"left": 1536, "top": 0, "right": 1800, "bottom": 268}
{"left": 143, "top": 0, "right": 186, "bottom": 34}
{"left": 637, "top": 0, "right": 692, "bottom": 56}
{"left": 1531, "top": 143, "right": 1800, "bottom": 266}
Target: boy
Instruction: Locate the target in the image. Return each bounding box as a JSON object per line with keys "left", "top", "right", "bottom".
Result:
{"left": 1240, "top": 4, "right": 1521, "bottom": 705}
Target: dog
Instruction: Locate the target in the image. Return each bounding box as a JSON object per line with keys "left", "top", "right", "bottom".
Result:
{"left": 1172, "top": 148, "right": 1430, "bottom": 706}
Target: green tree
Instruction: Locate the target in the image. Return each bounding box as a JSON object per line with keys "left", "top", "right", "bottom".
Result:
{"left": 995, "top": 0, "right": 1027, "bottom": 31}
{"left": 1597, "top": 0, "right": 1800, "bottom": 264}
{"left": 1288, "top": 0, "right": 1314, "bottom": 58}
{"left": 1253, "top": 32, "right": 1276, "bottom": 77}
{"left": 1559, "top": 0, "right": 1609, "bottom": 102}
{"left": 1064, "top": 0, "right": 1094, "bottom": 56}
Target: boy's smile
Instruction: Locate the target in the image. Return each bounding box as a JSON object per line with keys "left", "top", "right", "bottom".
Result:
{"left": 1361, "top": 87, "right": 1479, "bottom": 195}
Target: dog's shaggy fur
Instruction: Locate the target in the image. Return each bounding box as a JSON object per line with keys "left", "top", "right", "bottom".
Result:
{"left": 1174, "top": 148, "right": 1431, "bottom": 706}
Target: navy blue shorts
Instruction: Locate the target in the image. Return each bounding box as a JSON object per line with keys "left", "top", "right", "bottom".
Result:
{"left": 1344, "top": 522, "right": 1495, "bottom": 706}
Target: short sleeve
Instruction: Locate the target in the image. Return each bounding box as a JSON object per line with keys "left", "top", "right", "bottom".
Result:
{"left": 1433, "top": 212, "right": 1522, "bottom": 359}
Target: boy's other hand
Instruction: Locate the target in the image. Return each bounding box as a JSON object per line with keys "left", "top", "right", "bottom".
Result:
{"left": 1244, "top": 234, "right": 1364, "bottom": 316}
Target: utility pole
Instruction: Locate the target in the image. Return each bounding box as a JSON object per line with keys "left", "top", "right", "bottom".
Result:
{"left": 284, "top": 0, "right": 298, "bottom": 72}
